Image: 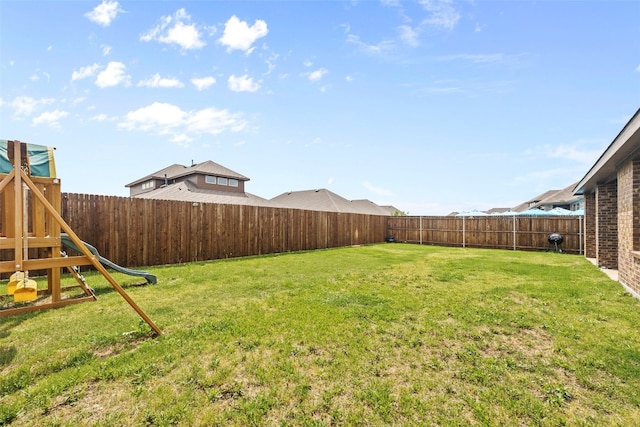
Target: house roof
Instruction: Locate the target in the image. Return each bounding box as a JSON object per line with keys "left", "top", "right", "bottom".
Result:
{"left": 132, "top": 180, "right": 279, "bottom": 207}
{"left": 126, "top": 160, "right": 249, "bottom": 188}
{"left": 511, "top": 182, "right": 581, "bottom": 212}
{"left": 574, "top": 108, "right": 640, "bottom": 194}
{"left": 350, "top": 199, "right": 401, "bottom": 215}
{"left": 511, "top": 189, "right": 557, "bottom": 212}
{"left": 270, "top": 189, "right": 393, "bottom": 215}
{"left": 534, "top": 182, "right": 582, "bottom": 207}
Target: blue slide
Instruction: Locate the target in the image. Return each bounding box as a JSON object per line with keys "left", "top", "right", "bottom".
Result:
{"left": 61, "top": 234, "right": 157, "bottom": 284}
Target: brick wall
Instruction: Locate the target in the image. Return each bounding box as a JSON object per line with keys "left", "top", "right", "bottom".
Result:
{"left": 595, "top": 181, "right": 618, "bottom": 269}
{"left": 584, "top": 191, "right": 596, "bottom": 258}
{"left": 617, "top": 158, "right": 640, "bottom": 296}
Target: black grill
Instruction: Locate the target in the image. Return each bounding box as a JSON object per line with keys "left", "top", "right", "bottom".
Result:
{"left": 548, "top": 233, "right": 563, "bottom": 252}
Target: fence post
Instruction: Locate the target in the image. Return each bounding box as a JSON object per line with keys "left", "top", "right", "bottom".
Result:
{"left": 462, "top": 216, "right": 466, "bottom": 248}
{"left": 419, "top": 216, "right": 423, "bottom": 245}
{"left": 513, "top": 215, "right": 516, "bottom": 251}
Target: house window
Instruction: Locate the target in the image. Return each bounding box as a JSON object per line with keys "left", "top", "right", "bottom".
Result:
{"left": 141, "top": 180, "right": 154, "bottom": 190}
{"left": 228, "top": 179, "right": 238, "bottom": 187}
{"left": 217, "top": 177, "right": 228, "bottom": 186}
{"left": 205, "top": 175, "right": 216, "bottom": 184}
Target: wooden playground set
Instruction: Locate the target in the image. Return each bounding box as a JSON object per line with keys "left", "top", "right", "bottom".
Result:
{"left": 0, "top": 140, "right": 161, "bottom": 335}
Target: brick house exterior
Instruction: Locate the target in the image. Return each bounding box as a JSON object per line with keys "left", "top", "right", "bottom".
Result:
{"left": 126, "top": 161, "right": 249, "bottom": 197}
{"left": 574, "top": 108, "right": 640, "bottom": 299}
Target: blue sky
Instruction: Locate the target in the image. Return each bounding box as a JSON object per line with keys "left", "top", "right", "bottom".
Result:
{"left": 1, "top": 0, "right": 638, "bottom": 215}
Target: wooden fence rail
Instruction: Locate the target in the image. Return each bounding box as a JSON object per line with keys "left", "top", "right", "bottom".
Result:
{"left": 386, "top": 215, "right": 584, "bottom": 254}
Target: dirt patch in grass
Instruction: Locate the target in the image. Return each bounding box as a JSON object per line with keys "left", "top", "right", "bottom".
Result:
{"left": 483, "top": 327, "right": 555, "bottom": 360}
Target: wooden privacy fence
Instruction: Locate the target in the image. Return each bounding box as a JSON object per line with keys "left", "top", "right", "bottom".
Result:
{"left": 60, "top": 194, "right": 388, "bottom": 268}
{"left": 386, "top": 215, "right": 584, "bottom": 254}
{"left": 1, "top": 192, "right": 586, "bottom": 271}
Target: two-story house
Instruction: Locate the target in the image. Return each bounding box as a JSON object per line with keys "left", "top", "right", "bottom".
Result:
{"left": 126, "top": 160, "right": 277, "bottom": 207}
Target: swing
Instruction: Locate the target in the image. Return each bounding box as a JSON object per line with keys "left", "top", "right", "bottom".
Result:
{"left": 13, "top": 275, "right": 37, "bottom": 302}
{"left": 6, "top": 271, "right": 23, "bottom": 295}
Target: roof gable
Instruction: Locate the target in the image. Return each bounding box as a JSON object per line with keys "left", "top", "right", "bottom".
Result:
{"left": 126, "top": 160, "right": 249, "bottom": 187}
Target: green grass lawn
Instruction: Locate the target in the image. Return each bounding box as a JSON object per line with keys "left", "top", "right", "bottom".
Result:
{"left": 1, "top": 244, "right": 639, "bottom": 426}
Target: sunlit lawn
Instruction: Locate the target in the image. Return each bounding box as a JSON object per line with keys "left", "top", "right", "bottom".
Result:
{"left": 1, "top": 243, "right": 639, "bottom": 426}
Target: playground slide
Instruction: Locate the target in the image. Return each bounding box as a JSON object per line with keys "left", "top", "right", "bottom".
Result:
{"left": 61, "top": 234, "right": 157, "bottom": 285}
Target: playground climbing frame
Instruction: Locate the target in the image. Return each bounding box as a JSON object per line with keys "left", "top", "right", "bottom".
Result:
{"left": 0, "top": 140, "right": 161, "bottom": 335}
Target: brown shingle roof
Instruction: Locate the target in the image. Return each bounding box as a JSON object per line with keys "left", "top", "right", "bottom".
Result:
{"left": 132, "top": 180, "right": 279, "bottom": 207}
{"left": 512, "top": 182, "right": 581, "bottom": 212}
{"left": 126, "top": 160, "right": 248, "bottom": 187}
{"left": 271, "top": 189, "right": 394, "bottom": 215}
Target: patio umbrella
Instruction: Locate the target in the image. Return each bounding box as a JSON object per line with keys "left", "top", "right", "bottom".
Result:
{"left": 518, "top": 208, "right": 557, "bottom": 216}
{"left": 549, "top": 207, "right": 572, "bottom": 215}
{"left": 491, "top": 210, "right": 518, "bottom": 216}
{"left": 455, "top": 210, "right": 488, "bottom": 217}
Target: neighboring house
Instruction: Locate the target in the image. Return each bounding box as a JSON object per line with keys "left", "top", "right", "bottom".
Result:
{"left": 574, "top": 108, "right": 640, "bottom": 299}
{"left": 270, "top": 189, "right": 400, "bottom": 215}
{"left": 126, "top": 162, "right": 397, "bottom": 214}
{"left": 511, "top": 182, "right": 584, "bottom": 213}
{"left": 126, "top": 161, "right": 278, "bottom": 207}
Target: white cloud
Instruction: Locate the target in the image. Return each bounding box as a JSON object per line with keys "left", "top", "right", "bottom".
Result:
{"left": 89, "top": 113, "right": 113, "bottom": 122}
{"left": 171, "top": 133, "right": 192, "bottom": 144}
{"left": 218, "top": 15, "right": 268, "bottom": 54}
{"left": 264, "top": 52, "right": 279, "bottom": 75}
{"left": 32, "top": 110, "right": 69, "bottom": 128}
{"left": 186, "top": 107, "right": 247, "bottom": 133}
{"left": 9, "top": 96, "right": 55, "bottom": 116}
{"left": 120, "top": 102, "right": 185, "bottom": 132}
{"left": 363, "top": 181, "right": 394, "bottom": 197}
{"left": 514, "top": 167, "right": 572, "bottom": 185}
{"left": 304, "top": 137, "right": 322, "bottom": 148}
{"left": 346, "top": 34, "right": 395, "bottom": 56}
{"left": 119, "top": 102, "right": 247, "bottom": 142}
{"left": 137, "top": 73, "right": 184, "bottom": 88}
{"left": 102, "top": 45, "right": 112, "bottom": 56}
{"left": 95, "top": 61, "right": 130, "bottom": 88}
{"left": 436, "top": 53, "right": 507, "bottom": 64}
{"left": 191, "top": 76, "right": 216, "bottom": 90}
{"left": 307, "top": 68, "right": 328, "bottom": 82}
{"left": 228, "top": 74, "right": 260, "bottom": 92}
{"left": 419, "top": 0, "right": 460, "bottom": 30}
{"left": 398, "top": 25, "right": 420, "bottom": 47}
{"left": 541, "top": 143, "right": 602, "bottom": 165}
{"left": 85, "top": 0, "right": 122, "bottom": 27}
{"left": 141, "top": 8, "right": 205, "bottom": 50}
{"left": 72, "top": 63, "right": 100, "bottom": 81}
